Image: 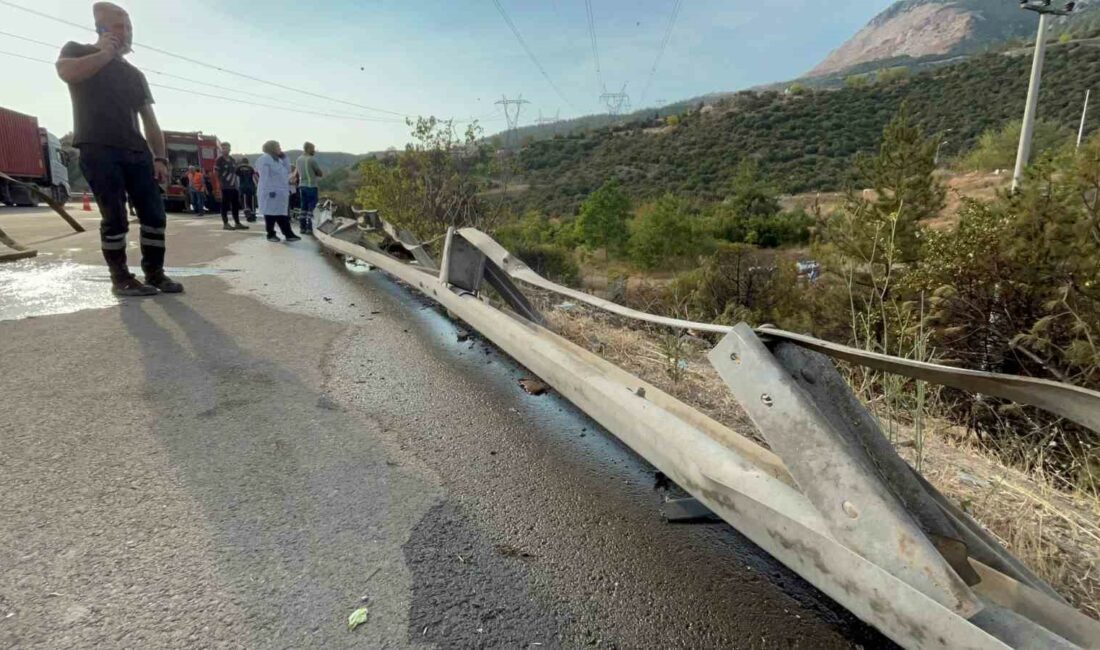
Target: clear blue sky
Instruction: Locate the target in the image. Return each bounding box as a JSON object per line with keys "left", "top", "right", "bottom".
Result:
{"left": 0, "top": 0, "right": 891, "bottom": 153}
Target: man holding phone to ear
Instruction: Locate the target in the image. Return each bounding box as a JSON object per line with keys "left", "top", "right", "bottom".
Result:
{"left": 55, "top": 2, "right": 183, "bottom": 296}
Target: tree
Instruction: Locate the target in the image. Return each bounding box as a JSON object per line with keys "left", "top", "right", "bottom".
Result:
{"left": 354, "top": 117, "right": 498, "bottom": 240}
{"left": 908, "top": 141, "right": 1100, "bottom": 488}
{"left": 832, "top": 107, "right": 945, "bottom": 268}
{"left": 725, "top": 159, "right": 781, "bottom": 220}
{"left": 628, "top": 194, "right": 703, "bottom": 269}
{"left": 959, "top": 119, "right": 1072, "bottom": 172}
{"left": 575, "top": 180, "right": 631, "bottom": 255}
{"left": 844, "top": 74, "right": 870, "bottom": 89}
{"left": 876, "top": 67, "right": 909, "bottom": 84}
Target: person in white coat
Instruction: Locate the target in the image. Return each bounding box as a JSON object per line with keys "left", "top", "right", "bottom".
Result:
{"left": 255, "top": 140, "right": 300, "bottom": 243}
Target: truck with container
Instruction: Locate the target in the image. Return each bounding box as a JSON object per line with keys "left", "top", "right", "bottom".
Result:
{"left": 163, "top": 130, "right": 222, "bottom": 212}
{"left": 0, "top": 107, "right": 71, "bottom": 207}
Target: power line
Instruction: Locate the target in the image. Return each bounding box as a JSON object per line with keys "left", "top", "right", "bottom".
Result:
{"left": 0, "top": 50, "right": 417, "bottom": 125}
{"left": 489, "top": 0, "right": 576, "bottom": 111}
{"left": 0, "top": 48, "right": 50, "bottom": 65}
{"left": 640, "top": 0, "right": 683, "bottom": 105}
{"left": 0, "top": 0, "right": 436, "bottom": 120}
{"left": 147, "top": 84, "right": 409, "bottom": 124}
{"left": 0, "top": 29, "right": 382, "bottom": 118}
{"left": 584, "top": 0, "right": 605, "bottom": 94}
{"left": 0, "top": 28, "right": 53, "bottom": 49}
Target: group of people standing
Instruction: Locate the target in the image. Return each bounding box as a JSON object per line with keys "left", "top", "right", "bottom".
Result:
{"left": 195, "top": 141, "right": 324, "bottom": 243}
{"left": 55, "top": 1, "right": 329, "bottom": 295}
{"left": 185, "top": 146, "right": 257, "bottom": 228}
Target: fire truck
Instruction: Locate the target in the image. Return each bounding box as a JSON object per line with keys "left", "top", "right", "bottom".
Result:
{"left": 163, "top": 130, "right": 222, "bottom": 212}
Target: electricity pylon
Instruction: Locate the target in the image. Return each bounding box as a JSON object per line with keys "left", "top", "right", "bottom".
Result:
{"left": 495, "top": 95, "right": 531, "bottom": 148}
{"left": 600, "top": 84, "right": 631, "bottom": 116}
{"left": 536, "top": 109, "right": 562, "bottom": 135}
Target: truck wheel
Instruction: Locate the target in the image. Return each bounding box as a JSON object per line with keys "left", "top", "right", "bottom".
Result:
{"left": 10, "top": 185, "right": 37, "bottom": 207}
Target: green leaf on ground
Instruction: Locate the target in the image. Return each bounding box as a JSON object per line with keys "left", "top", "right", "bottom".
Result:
{"left": 347, "top": 607, "right": 369, "bottom": 632}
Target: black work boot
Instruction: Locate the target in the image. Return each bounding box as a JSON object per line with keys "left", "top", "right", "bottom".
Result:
{"left": 112, "top": 275, "right": 159, "bottom": 297}
{"left": 144, "top": 271, "right": 184, "bottom": 294}
{"left": 234, "top": 221, "right": 249, "bottom": 230}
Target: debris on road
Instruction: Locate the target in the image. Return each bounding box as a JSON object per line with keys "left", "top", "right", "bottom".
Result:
{"left": 519, "top": 378, "right": 549, "bottom": 396}
{"left": 347, "top": 606, "right": 369, "bottom": 632}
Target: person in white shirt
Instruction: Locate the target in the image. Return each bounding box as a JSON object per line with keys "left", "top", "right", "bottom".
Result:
{"left": 255, "top": 140, "right": 300, "bottom": 243}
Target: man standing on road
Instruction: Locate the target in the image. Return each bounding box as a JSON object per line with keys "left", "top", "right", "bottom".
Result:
{"left": 236, "top": 156, "right": 257, "bottom": 222}
{"left": 295, "top": 142, "right": 323, "bottom": 235}
{"left": 214, "top": 142, "right": 247, "bottom": 231}
{"left": 56, "top": 2, "right": 183, "bottom": 296}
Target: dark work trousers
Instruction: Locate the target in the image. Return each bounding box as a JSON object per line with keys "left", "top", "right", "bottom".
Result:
{"left": 79, "top": 145, "right": 167, "bottom": 283}
{"left": 264, "top": 214, "right": 296, "bottom": 238}
{"left": 220, "top": 187, "right": 242, "bottom": 225}
{"left": 240, "top": 185, "right": 257, "bottom": 218}
{"left": 299, "top": 186, "right": 318, "bottom": 232}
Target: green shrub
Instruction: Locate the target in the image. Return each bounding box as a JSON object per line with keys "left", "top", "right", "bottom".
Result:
{"left": 628, "top": 194, "right": 706, "bottom": 269}
{"left": 512, "top": 245, "right": 580, "bottom": 285}
{"left": 959, "top": 119, "right": 1073, "bottom": 172}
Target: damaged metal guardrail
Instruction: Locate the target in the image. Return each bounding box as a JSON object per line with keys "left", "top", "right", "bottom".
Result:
{"left": 314, "top": 206, "right": 1100, "bottom": 650}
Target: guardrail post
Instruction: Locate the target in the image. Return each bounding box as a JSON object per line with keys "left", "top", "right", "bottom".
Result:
{"left": 709, "top": 323, "right": 983, "bottom": 618}
{"left": 765, "top": 333, "right": 1064, "bottom": 601}
{"left": 439, "top": 227, "right": 486, "bottom": 294}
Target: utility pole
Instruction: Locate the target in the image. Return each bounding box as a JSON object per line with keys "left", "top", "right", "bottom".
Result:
{"left": 599, "top": 84, "right": 631, "bottom": 116}
{"left": 1078, "top": 89, "right": 1091, "bottom": 149}
{"left": 495, "top": 95, "right": 531, "bottom": 149}
{"left": 1013, "top": 1, "right": 1077, "bottom": 191}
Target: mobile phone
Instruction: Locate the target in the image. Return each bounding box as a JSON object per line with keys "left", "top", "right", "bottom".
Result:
{"left": 95, "top": 23, "right": 108, "bottom": 35}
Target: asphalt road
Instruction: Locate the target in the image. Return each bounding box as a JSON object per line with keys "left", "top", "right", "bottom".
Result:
{"left": 0, "top": 207, "right": 890, "bottom": 648}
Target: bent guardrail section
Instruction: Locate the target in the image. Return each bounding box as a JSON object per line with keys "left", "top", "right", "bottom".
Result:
{"left": 314, "top": 208, "right": 1100, "bottom": 650}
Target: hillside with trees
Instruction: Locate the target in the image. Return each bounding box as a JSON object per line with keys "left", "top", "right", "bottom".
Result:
{"left": 513, "top": 39, "right": 1100, "bottom": 216}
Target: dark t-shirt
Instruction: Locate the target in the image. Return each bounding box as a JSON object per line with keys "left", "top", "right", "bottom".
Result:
{"left": 60, "top": 42, "right": 154, "bottom": 152}
{"left": 215, "top": 155, "right": 239, "bottom": 190}
{"left": 236, "top": 164, "right": 256, "bottom": 189}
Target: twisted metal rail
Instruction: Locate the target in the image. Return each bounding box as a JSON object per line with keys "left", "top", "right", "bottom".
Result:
{"left": 457, "top": 228, "right": 1100, "bottom": 435}
{"left": 316, "top": 208, "right": 1100, "bottom": 649}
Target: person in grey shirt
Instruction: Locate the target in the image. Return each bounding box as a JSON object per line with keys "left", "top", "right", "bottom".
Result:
{"left": 294, "top": 142, "right": 323, "bottom": 235}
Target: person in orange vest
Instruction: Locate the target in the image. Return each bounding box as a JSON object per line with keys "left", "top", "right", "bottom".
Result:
{"left": 187, "top": 165, "right": 206, "bottom": 215}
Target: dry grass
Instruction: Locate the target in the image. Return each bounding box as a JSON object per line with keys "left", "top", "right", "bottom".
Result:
{"left": 539, "top": 301, "right": 1100, "bottom": 620}
{"left": 779, "top": 169, "right": 1011, "bottom": 232}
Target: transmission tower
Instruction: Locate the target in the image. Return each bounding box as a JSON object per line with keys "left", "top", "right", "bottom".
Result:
{"left": 535, "top": 109, "right": 561, "bottom": 125}
{"left": 495, "top": 95, "right": 531, "bottom": 148}
{"left": 535, "top": 109, "right": 562, "bottom": 135}
{"left": 600, "top": 85, "right": 631, "bottom": 116}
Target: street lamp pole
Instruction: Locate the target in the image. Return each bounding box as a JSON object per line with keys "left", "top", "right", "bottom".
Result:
{"left": 1013, "top": 2, "right": 1076, "bottom": 192}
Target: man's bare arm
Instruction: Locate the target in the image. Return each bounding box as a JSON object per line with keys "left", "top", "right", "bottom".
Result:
{"left": 56, "top": 34, "right": 120, "bottom": 84}
{"left": 139, "top": 104, "right": 169, "bottom": 183}
{"left": 139, "top": 104, "right": 166, "bottom": 158}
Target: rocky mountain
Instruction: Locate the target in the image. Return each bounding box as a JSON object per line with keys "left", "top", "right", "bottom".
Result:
{"left": 809, "top": 0, "right": 1092, "bottom": 78}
